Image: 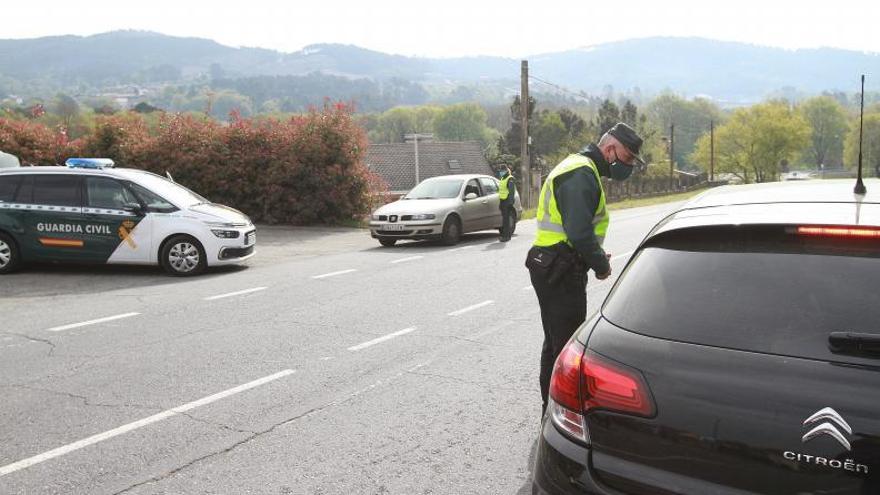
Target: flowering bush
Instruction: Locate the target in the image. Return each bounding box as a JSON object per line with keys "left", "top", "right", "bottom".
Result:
{"left": 2, "top": 103, "right": 382, "bottom": 225}
{"left": 0, "top": 118, "right": 82, "bottom": 165}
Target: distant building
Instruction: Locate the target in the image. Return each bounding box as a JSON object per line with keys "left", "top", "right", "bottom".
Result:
{"left": 366, "top": 141, "right": 494, "bottom": 197}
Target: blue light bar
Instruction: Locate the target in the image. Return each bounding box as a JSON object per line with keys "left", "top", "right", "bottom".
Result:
{"left": 65, "top": 158, "right": 115, "bottom": 169}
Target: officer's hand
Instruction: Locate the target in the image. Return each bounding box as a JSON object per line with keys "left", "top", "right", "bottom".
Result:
{"left": 596, "top": 267, "right": 611, "bottom": 280}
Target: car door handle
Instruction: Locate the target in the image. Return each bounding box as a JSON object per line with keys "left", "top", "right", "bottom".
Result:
{"left": 481, "top": 200, "right": 488, "bottom": 204}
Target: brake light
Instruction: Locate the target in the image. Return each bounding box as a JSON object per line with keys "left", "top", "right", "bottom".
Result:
{"left": 548, "top": 340, "right": 656, "bottom": 443}
{"left": 583, "top": 353, "right": 655, "bottom": 417}
{"left": 548, "top": 340, "right": 587, "bottom": 441}
{"left": 549, "top": 340, "right": 584, "bottom": 411}
{"left": 797, "top": 226, "right": 880, "bottom": 238}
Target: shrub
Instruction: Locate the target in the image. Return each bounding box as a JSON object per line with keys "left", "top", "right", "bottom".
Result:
{"left": 0, "top": 118, "right": 83, "bottom": 165}
{"left": 74, "top": 103, "right": 382, "bottom": 225}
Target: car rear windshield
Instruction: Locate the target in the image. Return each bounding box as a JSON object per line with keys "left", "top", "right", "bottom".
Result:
{"left": 603, "top": 226, "right": 880, "bottom": 363}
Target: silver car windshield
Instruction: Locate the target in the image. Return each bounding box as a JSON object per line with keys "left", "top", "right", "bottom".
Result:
{"left": 404, "top": 179, "right": 464, "bottom": 199}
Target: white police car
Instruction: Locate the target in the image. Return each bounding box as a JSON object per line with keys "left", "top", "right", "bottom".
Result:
{"left": 0, "top": 158, "right": 255, "bottom": 276}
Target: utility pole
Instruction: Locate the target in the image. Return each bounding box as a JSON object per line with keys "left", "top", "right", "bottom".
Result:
{"left": 404, "top": 133, "right": 433, "bottom": 187}
{"left": 520, "top": 60, "right": 531, "bottom": 208}
{"left": 669, "top": 123, "right": 675, "bottom": 191}
{"left": 205, "top": 90, "right": 215, "bottom": 117}
{"left": 709, "top": 120, "right": 715, "bottom": 183}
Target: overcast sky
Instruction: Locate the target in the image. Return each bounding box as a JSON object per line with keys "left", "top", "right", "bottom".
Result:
{"left": 5, "top": 0, "right": 879, "bottom": 57}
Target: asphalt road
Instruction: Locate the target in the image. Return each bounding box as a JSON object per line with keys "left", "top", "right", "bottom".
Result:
{"left": 0, "top": 201, "right": 682, "bottom": 495}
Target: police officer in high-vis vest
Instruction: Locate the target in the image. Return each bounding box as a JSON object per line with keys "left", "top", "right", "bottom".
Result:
{"left": 497, "top": 165, "right": 517, "bottom": 242}
{"left": 526, "top": 122, "right": 644, "bottom": 416}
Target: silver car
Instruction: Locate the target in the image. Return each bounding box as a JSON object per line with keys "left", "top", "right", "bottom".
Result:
{"left": 369, "top": 174, "right": 523, "bottom": 246}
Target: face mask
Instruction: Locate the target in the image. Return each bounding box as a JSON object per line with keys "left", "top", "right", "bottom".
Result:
{"left": 609, "top": 150, "right": 634, "bottom": 181}
{"left": 497, "top": 170, "right": 507, "bottom": 178}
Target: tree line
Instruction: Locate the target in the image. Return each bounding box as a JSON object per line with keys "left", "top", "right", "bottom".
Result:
{"left": 3, "top": 88, "right": 878, "bottom": 187}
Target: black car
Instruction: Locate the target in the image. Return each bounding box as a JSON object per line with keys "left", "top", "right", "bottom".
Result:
{"left": 533, "top": 179, "right": 880, "bottom": 495}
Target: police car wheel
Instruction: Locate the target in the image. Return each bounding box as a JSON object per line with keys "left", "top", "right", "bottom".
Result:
{"left": 0, "top": 233, "right": 21, "bottom": 274}
{"left": 161, "top": 235, "right": 206, "bottom": 276}
{"left": 440, "top": 216, "right": 461, "bottom": 246}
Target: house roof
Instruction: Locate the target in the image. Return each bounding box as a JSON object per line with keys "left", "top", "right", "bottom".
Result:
{"left": 366, "top": 141, "right": 493, "bottom": 192}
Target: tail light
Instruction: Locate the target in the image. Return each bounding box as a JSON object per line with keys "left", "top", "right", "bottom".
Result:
{"left": 796, "top": 226, "right": 880, "bottom": 238}
{"left": 548, "top": 339, "right": 656, "bottom": 443}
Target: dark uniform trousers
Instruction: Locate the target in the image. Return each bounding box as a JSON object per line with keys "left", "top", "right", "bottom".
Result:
{"left": 529, "top": 260, "right": 587, "bottom": 415}
{"left": 499, "top": 202, "right": 514, "bottom": 240}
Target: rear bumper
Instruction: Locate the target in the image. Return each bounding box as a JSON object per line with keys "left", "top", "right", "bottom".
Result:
{"left": 533, "top": 418, "right": 615, "bottom": 495}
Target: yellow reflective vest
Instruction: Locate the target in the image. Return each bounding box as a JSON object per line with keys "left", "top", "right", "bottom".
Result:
{"left": 534, "top": 154, "right": 608, "bottom": 248}
{"left": 499, "top": 175, "right": 512, "bottom": 201}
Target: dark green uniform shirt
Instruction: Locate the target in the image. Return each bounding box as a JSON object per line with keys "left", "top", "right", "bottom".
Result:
{"left": 552, "top": 145, "right": 611, "bottom": 275}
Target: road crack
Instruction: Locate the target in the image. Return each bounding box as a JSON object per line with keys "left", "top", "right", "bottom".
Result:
{"left": 407, "top": 370, "right": 528, "bottom": 393}
{"left": 1, "top": 384, "right": 159, "bottom": 411}
{"left": 111, "top": 372, "right": 412, "bottom": 494}
{"left": 2, "top": 332, "right": 56, "bottom": 357}
{"left": 176, "top": 412, "right": 258, "bottom": 436}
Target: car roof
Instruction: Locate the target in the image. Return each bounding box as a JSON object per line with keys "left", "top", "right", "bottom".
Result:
{"left": 650, "top": 179, "right": 880, "bottom": 238}
{"left": 421, "top": 174, "right": 492, "bottom": 181}
{"left": 0, "top": 165, "right": 153, "bottom": 181}
{"left": 683, "top": 179, "right": 880, "bottom": 208}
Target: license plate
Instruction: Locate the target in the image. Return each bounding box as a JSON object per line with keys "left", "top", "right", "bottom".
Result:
{"left": 245, "top": 232, "right": 256, "bottom": 245}
{"left": 381, "top": 224, "right": 405, "bottom": 231}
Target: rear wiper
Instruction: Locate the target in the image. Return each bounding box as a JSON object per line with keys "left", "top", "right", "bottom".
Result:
{"left": 829, "top": 332, "right": 880, "bottom": 357}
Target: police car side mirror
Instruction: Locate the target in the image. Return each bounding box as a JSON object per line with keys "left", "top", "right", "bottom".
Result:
{"left": 123, "top": 202, "right": 144, "bottom": 216}
{"left": 464, "top": 192, "right": 478, "bottom": 201}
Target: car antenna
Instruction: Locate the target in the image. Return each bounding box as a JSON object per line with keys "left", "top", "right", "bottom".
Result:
{"left": 854, "top": 74, "right": 867, "bottom": 195}
{"left": 166, "top": 170, "right": 175, "bottom": 183}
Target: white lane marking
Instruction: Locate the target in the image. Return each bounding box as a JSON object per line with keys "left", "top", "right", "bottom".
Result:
{"left": 203, "top": 287, "right": 267, "bottom": 301}
{"left": 348, "top": 327, "right": 417, "bottom": 351}
{"left": 390, "top": 255, "right": 424, "bottom": 264}
{"left": 446, "top": 245, "right": 475, "bottom": 252}
{"left": 448, "top": 300, "right": 494, "bottom": 316}
{"left": 47, "top": 312, "right": 141, "bottom": 332}
{"left": 610, "top": 250, "right": 635, "bottom": 262}
{"left": 311, "top": 269, "right": 357, "bottom": 279}
{"left": 0, "top": 369, "right": 295, "bottom": 477}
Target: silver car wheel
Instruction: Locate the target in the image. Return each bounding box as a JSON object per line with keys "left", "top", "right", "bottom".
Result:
{"left": 168, "top": 242, "right": 200, "bottom": 273}
{"left": 0, "top": 240, "right": 10, "bottom": 268}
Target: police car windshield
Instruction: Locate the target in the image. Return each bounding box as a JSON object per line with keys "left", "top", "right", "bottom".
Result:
{"left": 130, "top": 172, "right": 209, "bottom": 207}
{"left": 404, "top": 179, "right": 463, "bottom": 199}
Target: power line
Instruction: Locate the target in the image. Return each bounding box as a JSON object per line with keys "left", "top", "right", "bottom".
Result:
{"left": 527, "top": 74, "right": 593, "bottom": 102}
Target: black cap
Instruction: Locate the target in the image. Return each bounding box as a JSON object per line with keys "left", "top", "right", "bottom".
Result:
{"left": 608, "top": 122, "right": 645, "bottom": 166}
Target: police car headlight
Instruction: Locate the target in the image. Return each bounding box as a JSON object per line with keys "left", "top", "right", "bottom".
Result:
{"left": 410, "top": 214, "right": 435, "bottom": 220}
{"left": 205, "top": 221, "right": 248, "bottom": 228}
{"left": 371, "top": 214, "right": 381, "bottom": 221}
{"left": 211, "top": 229, "right": 240, "bottom": 239}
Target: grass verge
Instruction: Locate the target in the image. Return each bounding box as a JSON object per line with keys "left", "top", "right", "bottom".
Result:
{"left": 607, "top": 187, "right": 708, "bottom": 211}
{"left": 520, "top": 187, "right": 707, "bottom": 219}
